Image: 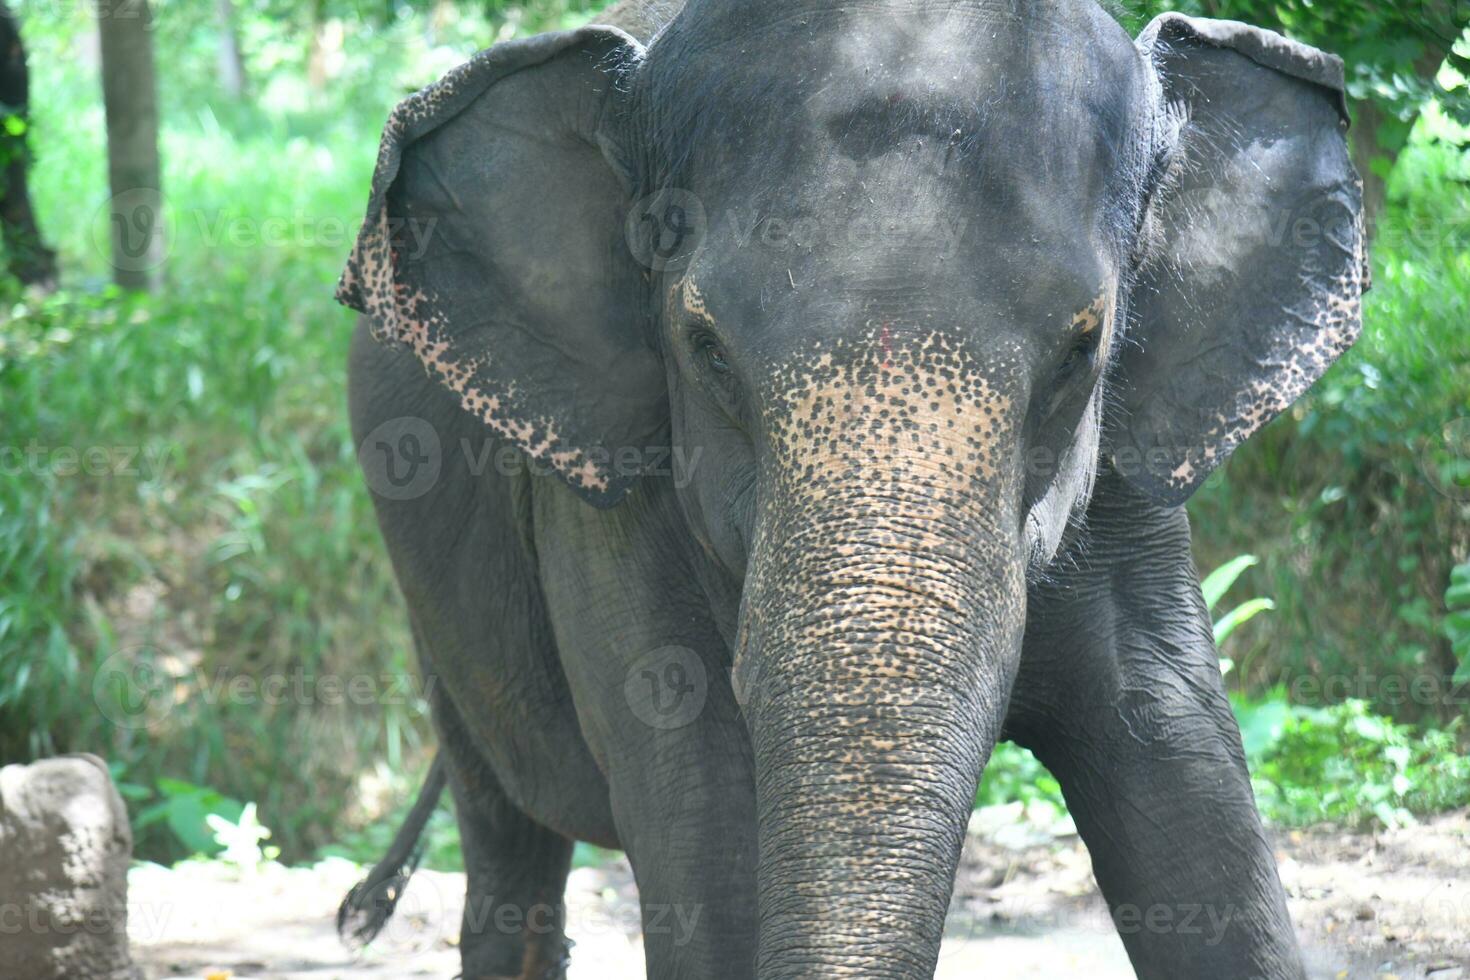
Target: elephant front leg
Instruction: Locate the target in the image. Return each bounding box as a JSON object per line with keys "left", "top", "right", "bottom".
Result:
{"left": 532, "top": 483, "right": 760, "bottom": 980}
{"left": 543, "top": 628, "right": 760, "bottom": 980}
{"left": 602, "top": 672, "right": 759, "bottom": 980}
{"left": 1009, "top": 472, "right": 1305, "bottom": 980}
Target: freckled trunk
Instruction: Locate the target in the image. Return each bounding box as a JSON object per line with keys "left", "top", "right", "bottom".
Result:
{"left": 738, "top": 474, "right": 1026, "bottom": 978}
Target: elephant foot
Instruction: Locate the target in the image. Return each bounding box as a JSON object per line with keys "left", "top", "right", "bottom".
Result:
{"left": 458, "top": 935, "right": 571, "bottom": 980}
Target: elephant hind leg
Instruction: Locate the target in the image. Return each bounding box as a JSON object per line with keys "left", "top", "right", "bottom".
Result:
{"left": 433, "top": 691, "right": 574, "bottom": 980}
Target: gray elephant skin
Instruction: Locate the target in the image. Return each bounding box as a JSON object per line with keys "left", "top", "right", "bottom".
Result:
{"left": 337, "top": 0, "right": 1367, "bottom": 977}
{"left": 0, "top": 754, "right": 141, "bottom": 980}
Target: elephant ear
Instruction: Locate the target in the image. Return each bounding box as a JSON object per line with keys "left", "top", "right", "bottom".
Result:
{"left": 1107, "top": 14, "right": 1369, "bottom": 505}
{"left": 337, "top": 27, "right": 666, "bottom": 508}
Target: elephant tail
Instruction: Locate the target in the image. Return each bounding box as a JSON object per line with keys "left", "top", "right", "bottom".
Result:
{"left": 336, "top": 752, "right": 448, "bottom": 949}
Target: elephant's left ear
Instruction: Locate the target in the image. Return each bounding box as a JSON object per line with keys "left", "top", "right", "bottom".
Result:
{"left": 1107, "top": 14, "right": 1369, "bottom": 505}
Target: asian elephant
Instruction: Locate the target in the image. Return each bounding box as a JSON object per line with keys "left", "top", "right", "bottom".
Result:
{"left": 336, "top": 0, "right": 1367, "bottom": 977}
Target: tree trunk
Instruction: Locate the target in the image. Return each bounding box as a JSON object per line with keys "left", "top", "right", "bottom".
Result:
{"left": 216, "top": 0, "right": 246, "bottom": 98}
{"left": 0, "top": 3, "right": 57, "bottom": 288}
{"left": 1349, "top": 99, "right": 1388, "bottom": 239}
{"left": 306, "top": 0, "right": 327, "bottom": 93}
{"left": 97, "top": 0, "right": 164, "bottom": 291}
{"left": 1349, "top": 47, "right": 1451, "bottom": 239}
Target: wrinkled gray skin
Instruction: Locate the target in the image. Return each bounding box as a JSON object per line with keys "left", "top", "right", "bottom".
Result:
{"left": 341, "top": 0, "right": 1366, "bottom": 977}
{"left": 0, "top": 755, "right": 141, "bottom": 980}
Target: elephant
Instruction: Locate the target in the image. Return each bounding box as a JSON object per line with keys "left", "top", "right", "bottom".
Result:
{"left": 0, "top": 754, "right": 141, "bottom": 980}
{"left": 335, "top": 0, "right": 1367, "bottom": 977}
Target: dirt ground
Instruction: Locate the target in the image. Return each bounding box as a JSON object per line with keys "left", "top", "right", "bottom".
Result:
{"left": 129, "top": 809, "right": 1470, "bottom": 980}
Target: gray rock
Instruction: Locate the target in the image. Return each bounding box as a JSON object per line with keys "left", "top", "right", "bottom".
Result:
{"left": 0, "top": 754, "right": 141, "bottom": 980}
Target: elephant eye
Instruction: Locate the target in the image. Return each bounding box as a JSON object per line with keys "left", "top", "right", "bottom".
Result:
{"left": 696, "top": 334, "right": 731, "bottom": 374}
{"left": 1059, "top": 326, "right": 1100, "bottom": 376}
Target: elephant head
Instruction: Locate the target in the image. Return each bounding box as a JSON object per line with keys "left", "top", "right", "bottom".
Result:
{"left": 338, "top": 2, "right": 1365, "bottom": 975}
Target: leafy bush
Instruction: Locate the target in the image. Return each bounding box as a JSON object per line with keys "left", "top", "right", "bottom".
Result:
{"left": 1447, "top": 560, "right": 1470, "bottom": 683}
{"left": 975, "top": 741, "right": 1066, "bottom": 811}
{"left": 1239, "top": 696, "right": 1470, "bottom": 828}
{"left": 0, "top": 4, "right": 500, "bottom": 860}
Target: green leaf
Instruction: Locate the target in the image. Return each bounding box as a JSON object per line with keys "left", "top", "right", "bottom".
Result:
{"left": 1234, "top": 695, "right": 1294, "bottom": 761}
{"left": 1446, "top": 563, "right": 1470, "bottom": 673}
{"left": 1214, "top": 598, "right": 1276, "bottom": 645}
{"left": 1201, "top": 555, "right": 1260, "bottom": 612}
{"left": 1454, "top": 653, "right": 1470, "bottom": 687}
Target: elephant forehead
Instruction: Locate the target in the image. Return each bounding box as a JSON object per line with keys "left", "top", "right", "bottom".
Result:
{"left": 645, "top": 0, "right": 1147, "bottom": 188}
{"left": 761, "top": 328, "right": 1025, "bottom": 496}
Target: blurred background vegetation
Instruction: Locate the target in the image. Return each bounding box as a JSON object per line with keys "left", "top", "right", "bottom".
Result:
{"left": 0, "top": 0, "right": 1465, "bottom": 869}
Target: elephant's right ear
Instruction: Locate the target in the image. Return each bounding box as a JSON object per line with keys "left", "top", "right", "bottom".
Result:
{"left": 1105, "top": 15, "right": 1368, "bottom": 506}
{"left": 337, "top": 27, "right": 666, "bottom": 508}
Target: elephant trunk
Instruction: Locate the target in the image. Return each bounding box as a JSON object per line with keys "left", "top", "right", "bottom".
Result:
{"left": 737, "top": 466, "right": 1027, "bottom": 978}
{"left": 734, "top": 330, "right": 1031, "bottom": 977}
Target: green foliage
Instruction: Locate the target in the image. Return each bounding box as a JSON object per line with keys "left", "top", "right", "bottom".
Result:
{"left": 1111, "top": 1, "right": 1470, "bottom": 132}
{"left": 0, "top": 2, "right": 553, "bottom": 859}
{"left": 975, "top": 741, "right": 1066, "bottom": 812}
{"left": 134, "top": 778, "right": 247, "bottom": 857}
{"left": 982, "top": 563, "right": 1468, "bottom": 835}
{"left": 1448, "top": 561, "right": 1470, "bottom": 683}
{"left": 1202, "top": 555, "right": 1277, "bottom": 648}
{"left": 981, "top": 695, "right": 1470, "bottom": 834}
{"left": 1239, "top": 695, "right": 1470, "bottom": 828}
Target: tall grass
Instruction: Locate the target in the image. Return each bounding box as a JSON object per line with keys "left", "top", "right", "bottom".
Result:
{"left": 0, "top": 3, "right": 624, "bottom": 859}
